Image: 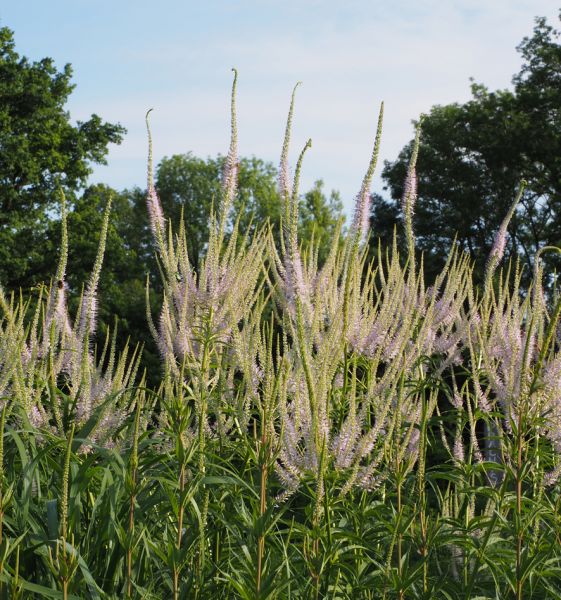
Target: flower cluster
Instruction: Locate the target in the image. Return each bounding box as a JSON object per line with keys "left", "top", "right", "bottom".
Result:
{"left": 1, "top": 197, "right": 140, "bottom": 449}
{"left": 269, "top": 94, "right": 451, "bottom": 501}
{"left": 147, "top": 71, "right": 267, "bottom": 451}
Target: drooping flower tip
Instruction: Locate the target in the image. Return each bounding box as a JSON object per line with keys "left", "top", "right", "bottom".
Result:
{"left": 145, "top": 108, "right": 166, "bottom": 237}
{"left": 220, "top": 68, "right": 239, "bottom": 218}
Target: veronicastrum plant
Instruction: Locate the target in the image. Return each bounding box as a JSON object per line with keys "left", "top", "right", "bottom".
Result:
{"left": 145, "top": 70, "right": 270, "bottom": 598}
{"left": 24, "top": 196, "right": 141, "bottom": 449}
{"left": 141, "top": 75, "right": 561, "bottom": 598}
{"left": 0, "top": 72, "right": 559, "bottom": 599}
{"left": 267, "top": 96, "right": 481, "bottom": 597}
{"left": 146, "top": 70, "right": 266, "bottom": 431}
{"left": 0, "top": 193, "right": 142, "bottom": 452}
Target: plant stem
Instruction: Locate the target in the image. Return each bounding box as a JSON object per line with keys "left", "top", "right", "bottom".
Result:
{"left": 256, "top": 423, "right": 268, "bottom": 596}
{"left": 0, "top": 404, "right": 7, "bottom": 584}
{"left": 516, "top": 416, "right": 524, "bottom": 600}
{"left": 61, "top": 424, "right": 75, "bottom": 600}
{"left": 0, "top": 403, "right": 8, "bottom": 548}
{"left": 418, "top": 390, "right": 429, "bottom": 596}
{"left": 127, "top": 397, "right": 142, "bottom": 598}
{"left": 195, "top": 317, "right": 212, "bottom": 597}
{"left": 397, "top": 473, "right": 404, "bottom": 600}
{"left": 172, "top": 458, "right": 186, "bottom": 600}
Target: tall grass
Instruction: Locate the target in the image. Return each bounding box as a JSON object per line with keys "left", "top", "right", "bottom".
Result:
{"left": 0, "top": 73, "right": 560, "bottom": 598}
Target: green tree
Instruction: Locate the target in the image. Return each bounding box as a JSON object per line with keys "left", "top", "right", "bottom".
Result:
{"left": 367, "top": 192, "right": 403, "bottom": 264}
{"left": 155, "top": 153, "right": 220, "bottom": 269}
{"left": 375, "top": 12, "right": 561, "bottom": 283}
{"left": 0, "top": 27, "right": 125, "bottom": 290}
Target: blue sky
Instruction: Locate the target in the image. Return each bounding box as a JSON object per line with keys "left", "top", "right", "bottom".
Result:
{"left": 1, "top": 1, "right": 560, "bottom": 214}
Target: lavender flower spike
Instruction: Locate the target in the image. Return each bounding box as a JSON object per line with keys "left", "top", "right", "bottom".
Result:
{"left": 484, "top": 179, "right": 527, "bottom": 293}
{"left": 55, "top": 189, "right": 69, "bottom": 285}
{"left": 145, "top": 109, "right": 166, "bottom": 243}
{"left": 401, "top": 166, "right": 417, "bottom": 217}
{"left": 219, "top": 69, "right": 239, "bottom": 234}
{"left": 402, "top": 118, "right": 422, "bottom": 267}
{"left": 78, "top": 196, "right": 112, "bottom": 338}
{"left": 279, "top": 82, "right": 302, "bottom": 210}
{"left": 46, "top": 190, "right": 71, "bottom": 336}
{"left": 351, "top": 102, "right": 384, "bottom": 245}
{"left": 287, "top": 139, "right": 312, "bottom": 303}
{"left": 489, "top": 224, "right": 507, "bottom": 262}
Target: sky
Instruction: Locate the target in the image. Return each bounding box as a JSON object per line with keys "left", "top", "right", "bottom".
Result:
{"left": 1, "top": 0, "right": 560, "bottom": 215}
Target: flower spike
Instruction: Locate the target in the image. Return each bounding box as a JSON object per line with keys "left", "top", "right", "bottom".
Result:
{"left": 145, "top": 109, "right": 166, "bottom": 246}
{"left": 219, "top": 68, "right": 239, "bottom": 237}
{"left": 279, "top": 82, "right": 302, "bottom": 212}
{"left": 351, "top": 101, "right": 384, "bottom": 245}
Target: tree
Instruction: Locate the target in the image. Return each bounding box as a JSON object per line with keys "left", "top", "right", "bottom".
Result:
{"left": 0, "top": 27, "right": 125, "bottom": 290}
{"left": 155, "top": 153, "right": 220, "bottom": 269}
{"left": 374, "top": 12, "right": 561, "bottom": 283}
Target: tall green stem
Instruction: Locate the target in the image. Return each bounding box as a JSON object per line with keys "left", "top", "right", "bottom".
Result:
{"left": 515, "top": 409, "right": 524, "bottom": 600}
{"left": 127, "top": 398, "right": 142, "bottom": 598}
{"left": 397, "top": 471, "right": 404, "bottom": 600}
{"left": 0, "top": 404, "right": 7, "bottom": 596}
{"left": 61, "top": 424, "right": 75, "bottom": 600}
{"left": 256, "top": 417, "right": 268, "bottom": 596}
